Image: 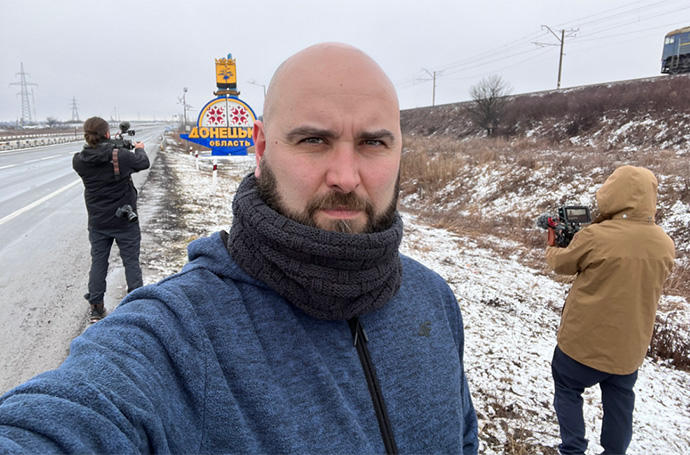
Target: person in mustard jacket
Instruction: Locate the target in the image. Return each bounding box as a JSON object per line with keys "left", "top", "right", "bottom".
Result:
{"left": 545, "top": 165, "right": 675, "bottom": 455}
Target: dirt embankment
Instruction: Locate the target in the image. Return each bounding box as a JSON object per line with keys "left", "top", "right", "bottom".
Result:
{"left": 401, "top": 74, "right": 690, "bottom": 151}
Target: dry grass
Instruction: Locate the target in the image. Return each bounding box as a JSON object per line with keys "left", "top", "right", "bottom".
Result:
{"left": 648, "top": 315, "right": 690, "bottom": 371}
{"left": 480, "top": 396, "right": 559, "bottom": 455}
{"left": 401, "top": 134, "right": 687, "bottom": 260}
{"left": 664, "top": 266, "right": 690, "bottom": 305}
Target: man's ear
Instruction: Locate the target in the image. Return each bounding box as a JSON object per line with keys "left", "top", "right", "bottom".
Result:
{"left": 106, "top": 132, "right": 110, "bottom": 139}
{"left": 253, "top": 120, "right": 266, "bottom": 178}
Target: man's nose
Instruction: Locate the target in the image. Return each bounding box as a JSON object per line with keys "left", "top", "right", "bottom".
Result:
{"left": 325, "top": 141, "right": 361, "bottom": 193}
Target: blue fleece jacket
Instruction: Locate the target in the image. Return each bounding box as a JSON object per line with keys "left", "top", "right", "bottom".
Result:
{"left": 0, "top": 233, "right": 478, "bottom": 454}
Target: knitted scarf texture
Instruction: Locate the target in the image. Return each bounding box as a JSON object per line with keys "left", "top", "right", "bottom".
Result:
{"left": 227, "top": 174, "right": 403, "bottom": 320}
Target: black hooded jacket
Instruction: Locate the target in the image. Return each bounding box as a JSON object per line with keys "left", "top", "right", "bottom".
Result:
{"left": 73, "top": 140, "right": 150, "bottom": 229}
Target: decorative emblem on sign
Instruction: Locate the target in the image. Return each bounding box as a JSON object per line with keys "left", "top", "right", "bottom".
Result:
{"left": 180, "top": 53, "right": 256, "bottom": 156}
{"left": 215, "top": 57, "right": 237, "bottom": 90}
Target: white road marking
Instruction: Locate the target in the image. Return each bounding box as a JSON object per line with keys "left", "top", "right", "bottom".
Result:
{"left": 0, "top": 153, "right": 74, "bottom": 171}
{"left": 0, "top": 179, "right": 81, "bottom": 226}
{"left": 0, "top": 140, "right": 82, "bottom": 154}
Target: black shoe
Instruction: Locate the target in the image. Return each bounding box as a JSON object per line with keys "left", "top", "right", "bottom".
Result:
{"left": 89, "top": 303, "right": 106, "bottom": 323}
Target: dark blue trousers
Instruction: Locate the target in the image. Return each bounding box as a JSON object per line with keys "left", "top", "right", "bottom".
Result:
{"left": 85, "top": 223, "right": 143, "bottom": 305}
{"left": 551, "top": 346, "right": 637, "bottom": 455}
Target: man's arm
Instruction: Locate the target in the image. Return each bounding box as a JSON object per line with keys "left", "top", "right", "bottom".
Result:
{"left": 460, "top": 371, "right": 478, "bottom": 454}
{"left": 124, "top": 142, "right": 150, "bottom": 172}
{"left": 0, "top": 296, "right": 205, "bottom": 453}
{"left": 441, "top": 285, "right": 478, "bottom": 454}
{"left": 72, "top": 152, "right": 84, "bottom": 176}
{"left": 545, "top": 227, "right": 594, "bottom": 275}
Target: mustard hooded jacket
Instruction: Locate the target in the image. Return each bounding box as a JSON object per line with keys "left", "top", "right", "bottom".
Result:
{"left": 546, "top": 165, "right": 675, "bottom": 374}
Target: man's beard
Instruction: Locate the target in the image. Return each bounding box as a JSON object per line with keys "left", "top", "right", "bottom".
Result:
{"left": 256, "top": 159, "right": 398, "bottom": 233}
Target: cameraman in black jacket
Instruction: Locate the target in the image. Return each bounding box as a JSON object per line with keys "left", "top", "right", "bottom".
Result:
{"left": 73, "top": 116, "right": 150, "bottom": 322}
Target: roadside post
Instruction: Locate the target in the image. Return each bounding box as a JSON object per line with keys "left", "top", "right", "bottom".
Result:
{"left": 212, "top": 158, "right": 218, "bottom": 190}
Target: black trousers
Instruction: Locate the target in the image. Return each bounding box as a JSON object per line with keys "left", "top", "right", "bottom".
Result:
{"left": 85, "top": 223, "right": 143, "bottom": 305}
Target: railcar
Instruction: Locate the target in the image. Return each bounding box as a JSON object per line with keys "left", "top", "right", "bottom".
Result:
{"left": 661, "top": 26, "right": 690, "bottom": 74}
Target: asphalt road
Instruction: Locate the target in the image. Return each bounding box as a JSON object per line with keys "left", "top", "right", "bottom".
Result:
{"left": 0, "top": 124, "right": 165, "bottom": 394}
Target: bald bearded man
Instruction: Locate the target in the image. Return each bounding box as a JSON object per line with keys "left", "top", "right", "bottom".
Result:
{"left": 0, "top": 43, "right": 478, "bottom": 454}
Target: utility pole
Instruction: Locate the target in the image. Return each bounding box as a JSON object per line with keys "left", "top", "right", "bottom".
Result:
{"left": 183, "top": 87, "right": 188, "bottom": 127}
{"left": 421, "top": 68, "right": 440, "bottom": 106}
{"left": 9, "top": 62, "right": 38, "bottom": 125}
{"left": 247, "top": 80, "right": 266, "bottom": 100}
{"left": 178, "top": 87, "right": 189, "bottom": 128}
{"left": 556, "top": 29, "right": 565, "bottom": 89}
{"left": 70, "top": 96, "right": 80, "bottom": 122}
{"left": 534, "top": 25, "right": 578, "bottom": 89}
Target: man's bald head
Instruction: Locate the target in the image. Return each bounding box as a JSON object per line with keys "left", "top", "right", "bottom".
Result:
{"left": 262, "top": 43, "right": 399, "bottom": 128}
{"left": 251, "top": 42, "right": 403, "bottom": 234}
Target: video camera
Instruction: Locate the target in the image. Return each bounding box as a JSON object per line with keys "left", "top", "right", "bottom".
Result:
{"left": 537, "top": 206, "right": 591, "bottom": 248}
{"left": 111, "top": 121, "right": 136, "bottom": 150}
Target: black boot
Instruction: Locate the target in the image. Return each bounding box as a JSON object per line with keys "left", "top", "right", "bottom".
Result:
{"left": 89, "top": 302, "right": 106, "bottom": 323}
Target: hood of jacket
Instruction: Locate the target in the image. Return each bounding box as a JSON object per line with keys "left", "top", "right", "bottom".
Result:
{"left": 595, "top": 165, "right": 657, "bottom": 222}
{"left": 78, "top": 141, "right": 114, "bottom": 165}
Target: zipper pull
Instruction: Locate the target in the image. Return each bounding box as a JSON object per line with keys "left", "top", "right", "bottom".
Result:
{"left": 348, "top": 317, "right": 369, "bottom": 347}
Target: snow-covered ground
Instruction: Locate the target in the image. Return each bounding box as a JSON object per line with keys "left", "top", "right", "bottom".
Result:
{"left": 401, "top": 215, "right": 690, "bottom": 454}
{"left": 138, "top": 140, "right": 690, "bottom": 454}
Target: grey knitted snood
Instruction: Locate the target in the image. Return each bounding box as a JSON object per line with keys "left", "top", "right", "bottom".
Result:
{"left": 227, "top": 173, "right": 403, "bottom": 320}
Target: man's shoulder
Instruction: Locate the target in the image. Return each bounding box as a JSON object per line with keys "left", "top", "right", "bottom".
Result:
{"left": 142, "top": 233, "right": 259, "bottom": 302}
{"left": 71, "top": 151, "right": 81, "bottom": 170}
{"left": 400, "top": 253, "right": 446, "bottom": 282}
{"left": 399, "top": 253, "right": 455, "bottom": 301}
{"left": 118, "top": 255, "right": 245, "bottom": 327}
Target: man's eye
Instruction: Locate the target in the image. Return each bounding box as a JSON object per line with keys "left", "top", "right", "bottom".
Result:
{"left": 299, "top": 137, "right": 325, "bottom": 145}
{"left": 362, "top": 139, "right": 386, "bottom": 147}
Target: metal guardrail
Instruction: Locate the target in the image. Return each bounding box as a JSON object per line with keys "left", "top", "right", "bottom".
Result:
{"left": 0, "top": 133, "right": 83, "bottom": 151}
{"left": 0, "top": 132, "right": 80, "bottom": 140}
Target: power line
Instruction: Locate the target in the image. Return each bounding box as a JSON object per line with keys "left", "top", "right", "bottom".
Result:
{"left": 554, "top": 0, "right": 685, "bottom": 29}
{"left": 396, "top": 0, "right": 690, "bottom": 97}
{"left": 405, "top": 1, "right": 683, "bottom": 81}
{"left": 573, "top": 19, "right": 690, "bottom": 45}
{"left": 443, "top": 46, "right": 550, "bottom": 77}
{"left": 435, "top": 29, "right": 546, "bottom": 73}
{"left": 583, "top": 4, "right": 690, "bottom": 34}
{"left": 443, "top": 48, "right": 554, "bottom": 82}
{"left": 396, "top": 45, "right": 552, "bottom": 91}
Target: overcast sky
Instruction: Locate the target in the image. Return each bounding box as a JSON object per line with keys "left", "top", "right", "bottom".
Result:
{"left": 1, "top": 0, "right": 688, "bottom": 123}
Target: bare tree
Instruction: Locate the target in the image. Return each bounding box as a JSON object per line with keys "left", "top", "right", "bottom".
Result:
{"left": 467, "top": 75, "right": 511, "bottom": 136}
{"left": 46, "top": 117, "right": 60, "bottom": 128}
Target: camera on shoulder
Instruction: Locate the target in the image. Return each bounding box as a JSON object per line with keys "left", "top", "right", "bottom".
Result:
{"left": 110, "top": 121, "right": 136, "bottom": 150}
{"left": 537, "top": 206, "right": 591, "bottom": 247}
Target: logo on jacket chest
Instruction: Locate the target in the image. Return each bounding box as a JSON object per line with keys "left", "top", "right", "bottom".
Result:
{"left": 418, "top": 321, "right": 432, "bottom": 337}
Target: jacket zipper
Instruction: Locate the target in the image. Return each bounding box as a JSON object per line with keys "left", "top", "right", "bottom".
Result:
{"left": 348, "top": 317, "right": 398, "bottom": 455}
